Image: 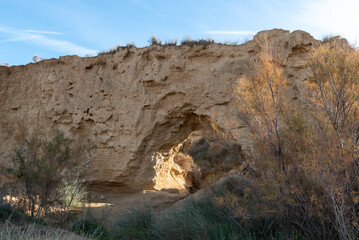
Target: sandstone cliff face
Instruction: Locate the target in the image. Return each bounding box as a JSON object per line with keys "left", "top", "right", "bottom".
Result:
{"left": 0, "top": 29, "right": 318, "bottom": 191}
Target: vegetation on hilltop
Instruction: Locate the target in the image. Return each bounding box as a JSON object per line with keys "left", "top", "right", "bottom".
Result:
{"left": 97, "top": 35, "right": 244, "bottom": 55}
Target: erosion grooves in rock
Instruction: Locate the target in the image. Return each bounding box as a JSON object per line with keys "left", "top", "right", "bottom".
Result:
{"left": 0, "top": 29, "right": 318, "bottom": 191}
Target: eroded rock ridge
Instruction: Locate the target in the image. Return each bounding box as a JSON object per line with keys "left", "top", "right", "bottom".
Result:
{"left": 0, "top": 29, "right": 318, "bottom": 191}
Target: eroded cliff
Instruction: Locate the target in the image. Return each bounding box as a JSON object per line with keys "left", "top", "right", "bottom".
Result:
{"left": 0, "top": 29, "right": 318, "bottom": 191}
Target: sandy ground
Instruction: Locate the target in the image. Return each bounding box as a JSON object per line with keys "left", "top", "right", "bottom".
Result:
{"left": 86, "top": 189, "right": 187, "bottom": 227}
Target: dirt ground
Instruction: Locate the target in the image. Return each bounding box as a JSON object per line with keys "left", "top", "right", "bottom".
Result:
{"left": 86, "top": 188, "right": 187, "bottom": 227}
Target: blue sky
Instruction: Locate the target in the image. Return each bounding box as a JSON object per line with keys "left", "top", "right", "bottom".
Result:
{"left": 1, "top": 0, "right": 358, "bottom": 66}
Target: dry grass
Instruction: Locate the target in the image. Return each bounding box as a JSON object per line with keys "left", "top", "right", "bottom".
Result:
{"left": 0, "top": 221, "right": 90, "bottom": 240}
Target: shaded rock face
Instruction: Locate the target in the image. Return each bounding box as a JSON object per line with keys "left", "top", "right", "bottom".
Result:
{"left": 0, "top": 29, "right": 318, "bottom": 191}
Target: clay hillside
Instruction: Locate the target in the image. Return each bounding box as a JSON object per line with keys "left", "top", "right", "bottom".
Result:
{"left": 0, "top": 29, "right": 316, "bottom": 190}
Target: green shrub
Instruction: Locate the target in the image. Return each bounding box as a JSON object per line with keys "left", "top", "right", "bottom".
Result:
{"left": 8, "top": 126, "right": 94, "bottom": 218}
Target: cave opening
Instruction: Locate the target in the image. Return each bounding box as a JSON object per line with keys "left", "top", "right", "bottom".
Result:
{"left": 150, "top": 113, "right": 244, "bottom": 193}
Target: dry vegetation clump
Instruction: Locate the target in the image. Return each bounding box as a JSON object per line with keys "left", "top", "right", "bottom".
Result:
{"left": 0, "top": 221, "right": 88, "bottom": 240}
{"left": 98, "top": 46, "right": 121, "bottom": 55}
{"left": 98, "top": 42, "right": 136, "bottom": 55}
{"left": 149, "top": 35, "right": 162, "bottom": 46}
{"left": 162, "top": 39, "right": 178, "bottom": 46}
{"left": 180, "top": 37, "right": 215, "bottom": 47}
{"left": 98, "top": 35, "right": 217, "bottom": 55}
{"left": 149, "top": 35, "right": 215, "bottom": 47}
{"left": 220, "top": 36, "right": 359, "bottom": 239}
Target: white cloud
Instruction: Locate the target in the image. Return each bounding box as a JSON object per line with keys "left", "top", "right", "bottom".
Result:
{"left": 0, "top": 33, "right": 41, "bottom": 43}
{"left": 204, "top": 30, "right": 256, "bottom": 35}
{"left": 31, "top": 37, "right": 97, "bottom": 55}
{"left": 24, "top": 30, "right": 63, "bottom": 35}
{"left": 295, "top": 0, "right": 359, "bottom": 43}
{"left": 0, "top": 26, "right": 97, "bottom": 56}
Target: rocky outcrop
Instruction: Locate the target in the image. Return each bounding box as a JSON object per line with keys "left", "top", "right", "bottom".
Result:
{"left": 0, "top": 29, "right": 318, "bottom": 191}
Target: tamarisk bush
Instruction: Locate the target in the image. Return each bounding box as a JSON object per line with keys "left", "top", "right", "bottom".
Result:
{"left": 229, "top": 36, "right": 359, "bottom": 239}
{"left": 8, "top": 125, "right": 95, "bottom": 218}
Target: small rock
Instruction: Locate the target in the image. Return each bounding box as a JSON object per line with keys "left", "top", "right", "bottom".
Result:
{"left": 99, "top": 195, "right": 106, "bottom": 200}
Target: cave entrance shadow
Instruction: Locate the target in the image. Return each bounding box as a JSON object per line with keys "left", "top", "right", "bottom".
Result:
{"left": 147, "top": 113, "right": 213, "bottom": 191}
